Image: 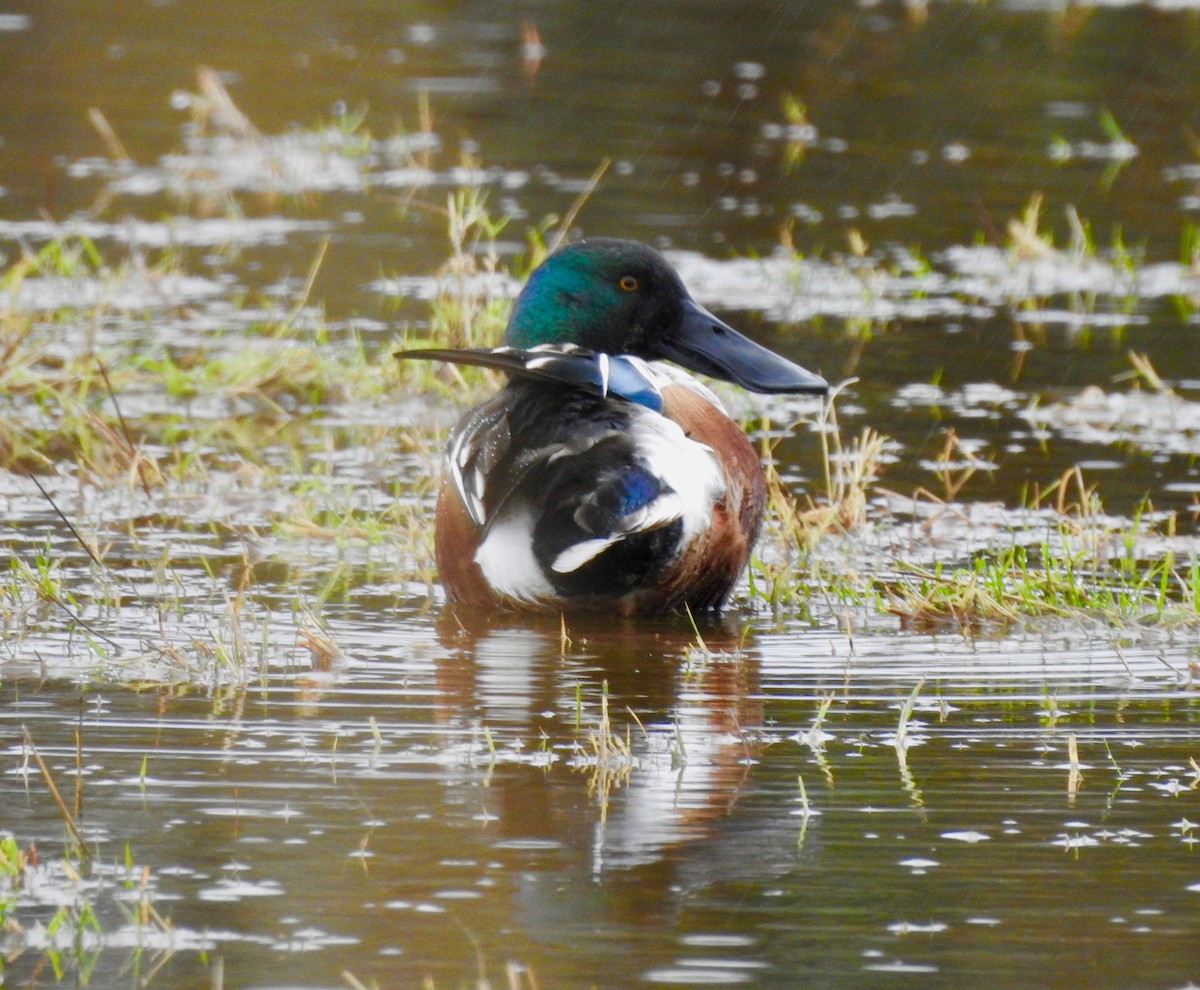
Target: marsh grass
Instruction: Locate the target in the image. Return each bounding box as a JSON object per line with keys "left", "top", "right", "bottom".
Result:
{"left": 749, "top": 384, "right": 890, "bottom": 611}
{"left": 432, "top": 186, "right": 519, "bottom": 350}
{"left": 0, "top": 773, "right": 177, "bottom": 985}
{"left": 569, "top": 684, "right": 637, "bottom": 823}
{"left": 391, "top": 159, "right": 605, "bottom": 400}
{"left": 0, "top": 140, "right": 554, "bottom": 678}
{"left": 4, "top": 217, "right": 1197, "bottom": 666}
{"left": 748, "top": 364, "right": 1199, "bottom": 632}
{"left": 2, "top": 100, "right": 1198, "bottom": 688}
{"left": 0, "top": 236, "right": 406, "bottom": 676}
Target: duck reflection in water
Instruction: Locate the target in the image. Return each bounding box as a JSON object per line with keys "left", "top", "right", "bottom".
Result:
{"left": 430, "top": 606, "right": 808, "bottom": 897}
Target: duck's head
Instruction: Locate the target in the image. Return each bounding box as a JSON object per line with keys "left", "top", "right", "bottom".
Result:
{"left": 505, "top": 238, "right": 827, "bottom": 394}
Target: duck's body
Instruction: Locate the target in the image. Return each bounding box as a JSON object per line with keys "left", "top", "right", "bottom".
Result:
{"left": 399, "top": 239, "right": 827, "bottom": 615}
{"left": 433, "top": 358, "right": 765, "bottom": 614}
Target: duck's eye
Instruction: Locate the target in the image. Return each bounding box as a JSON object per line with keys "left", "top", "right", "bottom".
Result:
{"left": 618, "top": 275, "right": 639, "bottom": 292}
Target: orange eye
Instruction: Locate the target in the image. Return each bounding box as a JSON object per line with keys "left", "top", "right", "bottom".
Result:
{"left": 619, "top": 275, "right": 639, "bottom": 292}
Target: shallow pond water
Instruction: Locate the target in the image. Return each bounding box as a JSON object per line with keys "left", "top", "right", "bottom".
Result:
{"left": 4, "top": 619, "right": 1200, "bottom": 989}
{"left": 3, "top": 1, "right": 1200, "bottom": 988}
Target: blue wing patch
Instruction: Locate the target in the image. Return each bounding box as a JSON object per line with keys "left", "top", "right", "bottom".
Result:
{"left": 396, "top": 345, "right": 665, "bottom": 412}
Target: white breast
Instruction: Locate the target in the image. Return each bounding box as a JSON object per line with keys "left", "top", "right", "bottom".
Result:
{"left": 627, "top": 413, "right": 725, "bottom": 549}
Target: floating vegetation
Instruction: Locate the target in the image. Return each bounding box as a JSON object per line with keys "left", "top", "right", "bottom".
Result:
{"left": 1022, "top": 353, "right": 1200, "bottom": 457}
{"left": 78, "top": 68, "right": 445, "bottom": 204}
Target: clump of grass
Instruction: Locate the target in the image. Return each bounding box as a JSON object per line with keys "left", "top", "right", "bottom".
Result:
{"left": 750, "top": 384, "right": 889, "bottom": 611}
{"left": 396, "top": 157, "right": 610, "bottom": 398}
{"left": 877, "top": 470, "right": 1197, "bottom": 632}
{"left": 883, "top": 550, "right": 1063, "bottom": 629}
{"left": 394, "top": 157, "right": 612, "bottom": 411}
{"left": 571, "top": 684, "right": 636, "bottom": 822}
{"left": 0, "top": 832, "right": 32, "bottom": 934}
{"left": 0, "top": 809, "right": 175, "bottom": 982}
{"left": 806, "top": 391, "right": 889, "bottom": 538}
{"left": 21, "top": 729, "right": 92, "bottom": 864}
{"left": 0, "top": 228, "right": 400, "bottom": 488}
{"left": 750, "top": 375, "right": 1198, "bottom": 634}
{"left": 430, "top": 186, "right": 518, "bottom": 350}
{"left": 780, "top": 94, "right": 813, "bottom": 172}
{"left": 388, "top": 183, "right": 539, "bottom": 409}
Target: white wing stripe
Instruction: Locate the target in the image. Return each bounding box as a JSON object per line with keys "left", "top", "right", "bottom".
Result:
{"left": 551, "top": 536, "right": 622, "bottom": 573}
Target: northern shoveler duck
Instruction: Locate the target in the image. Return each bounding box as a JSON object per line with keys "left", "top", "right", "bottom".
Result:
{"left": 397, "top": 238, "right": 827, "bottom": 615}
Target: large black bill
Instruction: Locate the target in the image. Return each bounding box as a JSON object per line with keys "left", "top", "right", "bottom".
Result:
{"left": 655, "top": 298, "right": 828, "bottom": 395}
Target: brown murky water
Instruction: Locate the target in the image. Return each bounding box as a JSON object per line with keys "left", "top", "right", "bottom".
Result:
{"left": 5, "top": 619, "right": 1200, "bottom": 989}
{"left": 3, "top": 1, "right": 1200, "bottom": 988}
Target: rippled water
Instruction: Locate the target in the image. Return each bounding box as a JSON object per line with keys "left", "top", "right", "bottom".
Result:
{"left": 3, "top": 1, "right": 1200, "bottom": 988}
{"left": 5, "top": 621, "right": 1200, "bottom": 988}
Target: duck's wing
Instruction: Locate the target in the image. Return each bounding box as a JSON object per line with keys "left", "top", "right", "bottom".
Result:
{"left": 396, "top": 344, "right": 666, "bottom": 411}
{"left": 438, "top": 380, "right": 726, "bottom": 606}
